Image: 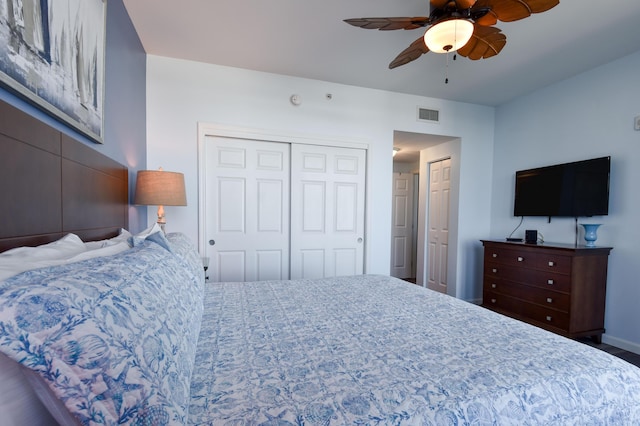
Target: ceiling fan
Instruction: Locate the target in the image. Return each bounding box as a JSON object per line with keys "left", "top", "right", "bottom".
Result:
{"left": 345, "top": 0, "right": 560, "bottom": 69}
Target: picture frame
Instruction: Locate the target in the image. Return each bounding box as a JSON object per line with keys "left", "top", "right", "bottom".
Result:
{"left": 0, "top": 0, "right": 107, "bottom": 144}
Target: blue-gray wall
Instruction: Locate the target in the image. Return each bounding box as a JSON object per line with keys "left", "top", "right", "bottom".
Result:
{"left": 0, "top": 0, "right": 147, "bottom": 231}
{"left": 491, "top": 50, "right": 640, "bottom": 351}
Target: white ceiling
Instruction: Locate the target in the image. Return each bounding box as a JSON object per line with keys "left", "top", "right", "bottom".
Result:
{"left": 123, "top": 0, "right": 640, "bottom": 106}
{"left": 122, "top": 0, "right": 640, "bottom": 162}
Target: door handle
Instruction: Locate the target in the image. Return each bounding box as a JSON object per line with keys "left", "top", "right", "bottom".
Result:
{"left": 357, "top": 237, "right": 363, "bottom": 243}
{"left": 209, "top": 239, "right": 216, "bottom": 246}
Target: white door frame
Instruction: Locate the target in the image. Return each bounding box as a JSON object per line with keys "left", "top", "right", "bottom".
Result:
{"left": 197, "top": 122, "right": 371, "bottom": 273}
{"left": 416, "top": 138, "right": 461, "bottom": 298}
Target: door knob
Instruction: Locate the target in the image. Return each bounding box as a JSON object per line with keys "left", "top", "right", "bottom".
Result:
{"left": 357, "top": 237, "right": 363, "bottom": 243}
{"left": 209, "top": 239, "right": 216, "bottom": 246}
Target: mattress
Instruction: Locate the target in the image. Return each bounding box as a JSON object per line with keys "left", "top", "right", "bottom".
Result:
{"left": 189, "top": 275, "right": 640, "bottom": 425}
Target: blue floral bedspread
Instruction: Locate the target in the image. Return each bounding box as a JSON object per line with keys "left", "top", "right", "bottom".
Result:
{"left": 2, "top": 237, "right": 640, "bottom": 425}
{"left": 189, "top": 275, "right": 640, "bottom": 425}
{"left": 0, "top": 233, "right": 204, "bottom": 425}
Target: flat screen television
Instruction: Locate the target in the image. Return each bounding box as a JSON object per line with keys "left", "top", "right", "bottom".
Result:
{"left": 514, "top": 156, "right": 610, "bottom": 217}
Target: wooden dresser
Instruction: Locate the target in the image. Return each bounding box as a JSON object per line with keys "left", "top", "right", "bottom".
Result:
{"left": 481, "top": 240, "right": 612, "bottom": 343}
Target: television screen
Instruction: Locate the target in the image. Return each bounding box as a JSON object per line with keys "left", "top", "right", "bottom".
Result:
{"left": 514, "top": 157, "right": 610, "bottom": 217}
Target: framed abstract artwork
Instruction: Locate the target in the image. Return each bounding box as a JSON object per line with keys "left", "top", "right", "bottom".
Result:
{"left": 0, "top": 0, "right": 107, "bottom": 144}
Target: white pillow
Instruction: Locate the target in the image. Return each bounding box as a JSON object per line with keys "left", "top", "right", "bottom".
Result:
{"left": 128, "top": 223, "right": 173, "bottom": 252}
{"left": 64, "top": 241, "right": 131, "bottom": 263}
{"left": 134, "top": 223, "right": 162, "bottom": 239}
{"left": 0, "top": 233, "right": 85, "bottom": 260}
{"left": 0, "top": 353, "right": 60, "bottom": 426}
{"left": 21, "top": 367, "right": 81, "bottom": 425}
{"left": 83, "top": 228, "right": 133, "bottom": 250}
{"left": 0, "top": 234, "right": 87, "bottom": 281}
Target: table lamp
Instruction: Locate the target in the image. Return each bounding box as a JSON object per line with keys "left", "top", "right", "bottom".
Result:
{"left": 134, "top": 168, "right": 187, "bottom": 232}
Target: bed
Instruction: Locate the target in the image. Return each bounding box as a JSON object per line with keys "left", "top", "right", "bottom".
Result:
{"left": 1, "top": 99, "right": 640, "bottom": 425}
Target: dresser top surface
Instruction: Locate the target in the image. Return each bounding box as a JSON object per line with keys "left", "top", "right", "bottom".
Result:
{"left": 481, "top": 239, "right": 612, "bottom": 254}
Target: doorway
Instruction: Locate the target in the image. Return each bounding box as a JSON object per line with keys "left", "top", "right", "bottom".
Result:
{"left": 390, "top": 172, "right": 417, "bottom": 280}
{"left": 392, "top": 131, "right": 461, "bottom": 297}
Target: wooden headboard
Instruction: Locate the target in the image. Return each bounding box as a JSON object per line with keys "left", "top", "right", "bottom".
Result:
{"left": 0, "top": 99, "right": 129, "bottom": 252}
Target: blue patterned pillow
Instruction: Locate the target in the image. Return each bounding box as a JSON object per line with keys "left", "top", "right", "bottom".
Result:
{"left": 0, "top": 237, "right": 204, "bottom": 425}
{"left": 128, "top": 223, "right": 173, "bottom": 252}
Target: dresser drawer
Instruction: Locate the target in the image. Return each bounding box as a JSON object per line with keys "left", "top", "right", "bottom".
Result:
{"left": 484, "top": 247, "right": 571, "bottom": 274}
{"left": 484, "top": 262, "right": 571, "bottom": 293}
{"left": 484, "top": 291, "right": 570, "bottom": 330}
{"left": 484, "top": 279, "right": 570, "bottom": 312}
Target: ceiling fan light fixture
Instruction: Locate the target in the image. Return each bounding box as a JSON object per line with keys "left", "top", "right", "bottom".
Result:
{"left": 424, "top": 18, "right": 473, "bottom": 53}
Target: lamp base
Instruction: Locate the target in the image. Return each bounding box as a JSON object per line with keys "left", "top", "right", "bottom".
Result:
{"left": 157, "top": 205, "right": 166, "bottom": 233}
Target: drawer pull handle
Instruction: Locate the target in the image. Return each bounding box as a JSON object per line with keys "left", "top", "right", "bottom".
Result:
{"left": 492, "top": 253, "right": 497, "bottom": 258}
{"left": 546, "top": 316, "right": 552, "bottom": 322}
{"left": 517, "top": 256, "right": 524, "bottom": 262}
{"left": 491, "top": 283, "right": 497, "bottom": 289}
{"left": 546, "top": 298, "right": 553, "bottom": 303}
{"left": 491, "top": 299, "right": 496, "bottom": 304}
{"left": 492, "top": 268, "right": 498, "bottom": 273}
{"left": 547, "top": 279, "right": 554, "bottom": 285}
{"left": 548, "top": 261, "right": 555, "bottom": 267}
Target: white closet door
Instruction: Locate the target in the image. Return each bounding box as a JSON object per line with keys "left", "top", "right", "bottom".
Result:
{"left": 427, "top": 158, "right": 451, "bottom": 293}
{"left": 204, "top": 136, "right": 290, "bottom": 282}
{"left": 290, "top": 144, "right": 366, "bottom": 279}
{"left": 390, "top": 173, "right": 414, "bottom": 279}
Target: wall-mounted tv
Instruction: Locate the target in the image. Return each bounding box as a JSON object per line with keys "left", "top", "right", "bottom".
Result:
{"left": 514, "top": 156, "right": 610, "bottom": 218}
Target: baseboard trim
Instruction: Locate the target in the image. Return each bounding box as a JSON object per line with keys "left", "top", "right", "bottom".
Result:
{"left": 602, "top": 334, "right": 640, "bottom": 355}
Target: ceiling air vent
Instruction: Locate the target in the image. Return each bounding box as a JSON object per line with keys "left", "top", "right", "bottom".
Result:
{"left": 417, "top": 107, "right": 440, "bottom": 123}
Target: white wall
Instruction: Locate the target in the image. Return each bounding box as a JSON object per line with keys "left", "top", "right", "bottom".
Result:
{"left": 393, "top": 161, "right": 419, "bottom": 174}
{"left": 145, "top": 55, "right": 495, "bottom": 292}
{"left": 492, "top": 51, "right": 640, "bottom": 352}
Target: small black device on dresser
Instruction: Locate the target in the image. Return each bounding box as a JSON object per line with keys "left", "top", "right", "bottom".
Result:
{"left": 525, "top": 230, "right": 537, "bottom": 244}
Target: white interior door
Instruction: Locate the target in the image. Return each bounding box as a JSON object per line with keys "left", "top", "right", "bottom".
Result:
{"left": 204, "top": 136, "right": 290, "bottom": 282}
{"left": 290, "top": 144, "right": 366, "bottom": 279}
{"left": 390, "top": 173, "right": 414, "bottom": 279}
{"left": 427, "top": 158, "right": 450, "bottom": 293}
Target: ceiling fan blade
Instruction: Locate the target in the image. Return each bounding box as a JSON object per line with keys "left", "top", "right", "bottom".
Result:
{"left": 519, "top": 0, "right": 559, "bottom": 13}
{"left": 389, "top": 37, "right": 430, "bottom": 69}
{"left": 456, "top": 0, "right": 478, "bottom": 9}
{"left": 431, "top": 0, "right": 478, "bottom": 10}
{"left": 457, "top": 25, "right": 506, "bottom": 59}
{"left": 472, "top": 0, "right": 559, "bottom": 25}
{"left": 344, "top": 17, "right": 430, "bottom": 31}
{"left": 430, "top": 0, "right": 451, "bottom": 8}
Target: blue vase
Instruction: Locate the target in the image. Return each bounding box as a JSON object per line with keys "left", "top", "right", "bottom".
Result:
{"left": 581, "top": 224, "right": 601, "bottom": 247}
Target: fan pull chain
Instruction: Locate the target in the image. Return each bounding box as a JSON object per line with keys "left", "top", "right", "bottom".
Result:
{"left": 444, "top": 52, "right": 459, "bottom": 84}
{"left": 445, "top": 52, "right": 449, "bottom": 84}
{"left": 445, "top": 19, "right": 461, "bottom": 84}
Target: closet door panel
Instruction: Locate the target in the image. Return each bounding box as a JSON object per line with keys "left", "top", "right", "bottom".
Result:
{"left": 290, "top": 144, "right": 366, "bottom": 279}
{"left": 205, "top": 136, "right": 290, "bottom": 282}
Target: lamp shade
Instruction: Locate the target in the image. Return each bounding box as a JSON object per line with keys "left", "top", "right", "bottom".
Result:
{"left": 134, "top": 170, "right": 187, "bottom": 206}
{"left": 424, "top": 19, "right": 474, "bottom": 53}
